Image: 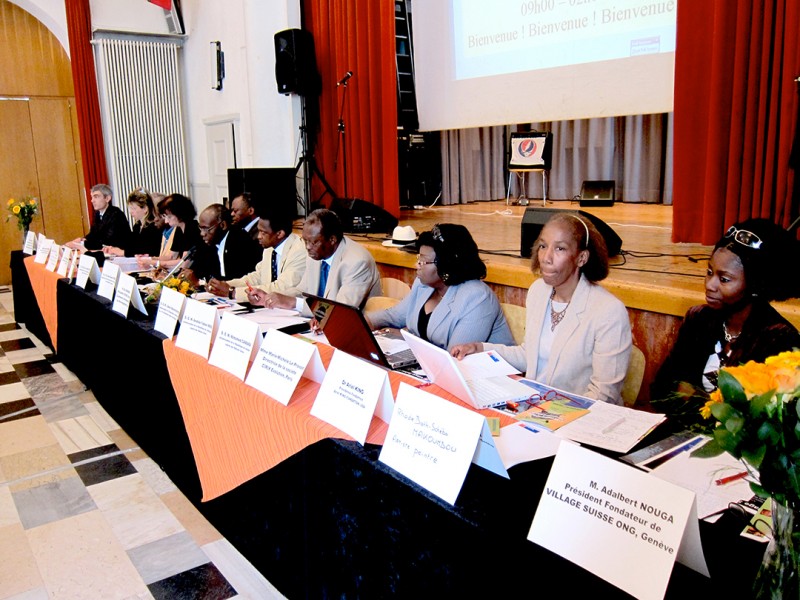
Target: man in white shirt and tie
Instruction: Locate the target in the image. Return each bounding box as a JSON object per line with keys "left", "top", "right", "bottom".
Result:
{"left": 206, "top": 208, "right": 306, "bottom": 301}
{"left": 247, "top": 209, "right": 381, "bottom": 314}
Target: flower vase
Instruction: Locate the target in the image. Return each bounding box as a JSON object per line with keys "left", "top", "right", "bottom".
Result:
{"left": 22, "top": 226, "right": 29, "bottom": 247}
{"left": 754, "top": 498, "right": 800, "bottom": 599}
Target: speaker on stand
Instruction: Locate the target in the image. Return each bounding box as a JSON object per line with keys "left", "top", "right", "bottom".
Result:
{"left": 520, "top": 208, "right": 622, "bottom": 258}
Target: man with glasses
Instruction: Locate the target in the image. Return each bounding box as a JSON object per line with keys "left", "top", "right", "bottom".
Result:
{"left": 188, "top": 203, "right": 262, "bottom": 282}
{"left": 247, "top": 208, "right": 381, "bottom": 313}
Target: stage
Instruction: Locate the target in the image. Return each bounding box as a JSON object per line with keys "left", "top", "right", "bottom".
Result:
{"left": 346, "top": 200, "right": 800, "bottom": 404}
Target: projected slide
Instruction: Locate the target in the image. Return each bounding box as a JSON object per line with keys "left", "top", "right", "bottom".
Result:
{"left": 454, "top": 0, "right": 676, "bottom": 80}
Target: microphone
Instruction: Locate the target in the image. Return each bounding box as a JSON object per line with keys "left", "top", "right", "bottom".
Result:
{"left": 337, "top": 71, "right": 353, "bottom": 86}
{"left": 161, "top": 246, "right": 197, "bottom": 281}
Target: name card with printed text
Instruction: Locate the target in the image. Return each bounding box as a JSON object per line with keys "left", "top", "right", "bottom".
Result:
{"left": 23, "top": 231, "right": 36, "bottom": 255}
{"left": 153, "top": 286, "right": 186, "bottom": 338}
{"left": 528, "top": 444, "right": 705, "bottom": 600}
{"left": 208, "top": 312, "right": 261, "bottom": 380}
{"left": 311, "top": 350, "right": 393, "bottom": 444}
{"left": 75, "top": 254, "right": 101, "bottom": 288}
{"left": 34, "top": 239, "right": 53, "bottom": 264}
{"left": 245, "top": 328, "right": 326, "bottom": 405}
{"left": 57, "top": 248, "right": 73, "bottom": 277}
{"left": 175, "top": 298, "right": 219, "bottom": 359}
{"left": 97, "top": 262, "right": 120, "bottom": 300}
{"left": 45, "top": 244, "right": 61, "bottom": 271}
{"left": 379, "top": 382, "right": 489, "bottom": 505}
{"left": 111, "top": 273, "right": 148, "bottom": 317}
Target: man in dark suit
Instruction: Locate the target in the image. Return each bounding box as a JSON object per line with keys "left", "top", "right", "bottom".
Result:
{"left": 189, "top": 203, "right": 262, "bottom": 281}
{"left": 67, "top": 184, "right": 131, "bottom": 251}
{"left": 230, "top": 192, "right": 260, "bottom": 244}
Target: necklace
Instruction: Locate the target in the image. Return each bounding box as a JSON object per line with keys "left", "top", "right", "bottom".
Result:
{"left": 550, "top": 288, "right": 570, "bottom": 331}
{"left": 722, "top": 322, "right": 739, "bottom": 343}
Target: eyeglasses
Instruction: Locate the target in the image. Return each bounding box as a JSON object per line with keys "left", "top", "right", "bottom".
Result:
{"left": 416, "top": 256, "right": 437, "bottom": 266}
{"left": 431, "top": 225, "right": 445, "bottom": 243}
{"left": 199, "top": 222, "right": 220, "bottom": 234}
{"left": 724, "top": 226, "right": 762, "bottom": 249}
{"left": 505, "top": 390, "right": 569, "bottom": 417}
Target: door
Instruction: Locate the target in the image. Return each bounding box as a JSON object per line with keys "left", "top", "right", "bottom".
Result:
{"left": 205, "top": 119, "right": 239, "bottom": 210}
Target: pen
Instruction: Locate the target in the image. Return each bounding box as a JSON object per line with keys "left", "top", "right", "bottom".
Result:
{"left": 602, "top": 417, "right": 626, "bottom": 434}
{"left": 715, "top": 471, "right": 748, "bottom": 486}
{"left": 246, "top": 278, "right": 254, "bottom": 293}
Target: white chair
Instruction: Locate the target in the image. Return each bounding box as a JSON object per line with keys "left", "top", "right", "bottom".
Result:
{"left": 500, "top": 302, "right": 526, "bottom": 345}
{"left": 621, "top": 345, "right": 646, "bottom": 407}
{"left": 380, "top": 277, "right": 411, "bottom": 300}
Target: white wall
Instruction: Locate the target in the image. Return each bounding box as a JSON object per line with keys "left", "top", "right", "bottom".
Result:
{"left": 15, "top": 0, "right": 303, "bottom": 211}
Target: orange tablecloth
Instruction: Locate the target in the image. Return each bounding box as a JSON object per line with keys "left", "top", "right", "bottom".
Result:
{"left": 163, "top": 337, "right": 517, "bottom": 501}
{"left": 23, "top": 255, "right": 63, "bottom": 350}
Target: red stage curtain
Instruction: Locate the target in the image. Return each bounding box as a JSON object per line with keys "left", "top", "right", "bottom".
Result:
{"left": 303, "top": 0, "right": 399, "bottom": 217}
{"left": 673, "top": 0, "right": 800, "bottom": 244}
{"left": 65, "top": 0, "right": 108, "bottom": 218}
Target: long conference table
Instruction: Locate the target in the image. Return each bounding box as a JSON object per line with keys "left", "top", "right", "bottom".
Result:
{"left": 12, "top": 254, "right": 764, "bottom": 598}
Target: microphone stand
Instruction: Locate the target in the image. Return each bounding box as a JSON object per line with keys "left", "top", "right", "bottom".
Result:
{"left": 334, "top": 77, "right": 351, "bottom": 199}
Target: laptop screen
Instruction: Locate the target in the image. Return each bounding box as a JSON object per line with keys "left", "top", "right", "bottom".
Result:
{"left": 303, "top": 294, "right": 391, "bottom": 369}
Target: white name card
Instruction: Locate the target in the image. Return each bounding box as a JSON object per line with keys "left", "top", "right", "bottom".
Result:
{"left": 68, "top": 250, "right": 80, "bottom": 282}
{"left": 23, "top": 231, "right": 36, "bottom": 255}
{"left": 245, "top": 328, "right": 326, "bottom": 405}
{"left": 75, "top": 254, "right": 100, "bottom": 288}
{"left": 208, "top": 312, "right": 261, "bottom": 380}
{"left": 45, "top": 244, "right": 61, "bottom": 271}
{"left": 153, "top": 286, "right": 186, "bottom": 338}
{"left": 34, "top": 239, "right": 53, "bottom": 264}
{"left": 57, "top": 248, "right": 73, "bottom": 276}
{"left": 111, "top": 273, "right": 148, "bottom": 317}
{"left": 528, "top": 443, "right": 701, "bottom": 600}
{"left": 311, "top": 350, "right": 393, "bottom": 444}
{"left": 97, "top": 262, "right": 120, "bottom": 300}
{"left": 379, "top": 382, "right": 488, "bottom": 505}
{"left": 175, "top": 298, "right": 219, "bottom": 359}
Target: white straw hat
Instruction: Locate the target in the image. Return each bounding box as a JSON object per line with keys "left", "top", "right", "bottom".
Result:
{"left": 382, "top": 225, "right": 417, "bottom": 247}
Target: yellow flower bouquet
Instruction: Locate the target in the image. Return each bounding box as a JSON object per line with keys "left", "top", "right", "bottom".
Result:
{"left": 694, "top": 350, "right": 800, "bottom": 597}
{"left": 6, "top": 196, "right": 39, "bottom": 230}
{"left": 143, "top": 274, "right": 196, "bottom": 304}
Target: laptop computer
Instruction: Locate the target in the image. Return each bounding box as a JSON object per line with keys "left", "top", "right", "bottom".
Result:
{"left": 400, "top": 329, "right": 533, "bottom": 409}
{"left": 303, "top": 293, "right": 419, "bottom": 371}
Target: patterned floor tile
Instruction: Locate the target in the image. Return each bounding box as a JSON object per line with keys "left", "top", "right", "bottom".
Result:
{"left": 13, "top": 477, "right": 97, "bottom": 530}
{"left": 147, "top": 562, "right": 236, "bottom": 600}
{"left": 0, "top": 323, "right": 21, "bottom": 333}
{"left": 0, "top": 415, "right": 58, "bottom": 457}
{"left": 0, "top": 381, "right": 32, "bottom": 404}
{"left": 13, "top": 360, "right": 55, "bottom": 379}
{"left": 0, "top": 328, "right": 28, "bottom": 342}
{"left": 4, "top": 348, "right": 48, "bottom": 365}
{"left": 27, "top": 510, "right": 150, "bottom": 600}
{"left": 0, "top": 370, "right": 22, "bottom": 385}
{"left": 0, "top": 523, "right": 43, "bottom": 598}
{"left": 131, "top": 458, "right": 178, "bottom": 496}
{"left": 28, "top": 380, "right": 89, "bottom": 419}
{"left": 0, "top": 443, "right": 71, "bottom": 487}
{"left": 0, "top": 338, "right": 35, "bottom": 352}
{"left": 127, "top": 531, "right": 208, "bottom": 585}
{"left": 160, "top": 491, "right": 222, "bottom": 548}
{"left": 74, "top": 452, "right": 137, "bottom": 487}
{"left": 203, "top": 539, "right": 286, "bottom": 600}
{"left": 0, "top": 397, "right": 36, "bottom": 419}
{"left": 88, "top": 474, "right": 184, "bottom": 550}
{"left": 0, "top": 486, "right": 18, "bottom": 528}
{"left": 50, "top": 415, "right": 114, "bottom": 455}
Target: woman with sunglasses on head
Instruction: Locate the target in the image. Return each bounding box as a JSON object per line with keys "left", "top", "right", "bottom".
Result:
{"left": 651, "top": 218, "right": 800, "bottom": 400}
{"left": 451, "top": 212, "right": 632, "bottom": 405}
{"left": 365, "top": 223, "right": 514, "bottom": 351}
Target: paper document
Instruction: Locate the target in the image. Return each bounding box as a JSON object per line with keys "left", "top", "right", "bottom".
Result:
{"left": 493, "top": 422, "right": 564, "bottom": 468}
{"left": 111, "top": 256, "right": 148, "bottom": 273}
{"left": 493, "top": 379, "right": 592, "bottom": 431}
{"left": 554, "top": 400, "right": 666, "bottom": 453}
{"left": 457, "top": 350, "right": 521, "bottom": 379}
{"left": 649, "top": 438, "right": 756, "bottom": 519}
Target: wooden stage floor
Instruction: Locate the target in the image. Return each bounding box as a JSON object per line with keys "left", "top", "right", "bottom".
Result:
{"left": 351, "top": 199, "right": 800, "bottom": 327}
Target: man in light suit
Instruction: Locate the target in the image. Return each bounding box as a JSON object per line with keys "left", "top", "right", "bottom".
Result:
{"left": 248, "top": 209, "right": 381, "bottom": 314}
{"left": 206, "top": 209, "right": 306, "bottom": 301}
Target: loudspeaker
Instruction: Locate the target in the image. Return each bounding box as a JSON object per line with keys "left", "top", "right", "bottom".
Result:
{"left": 520, "top": 208, "right": 622, "bottom": 258}
{"left": 329, "top": 198, "right": 399, "bottom": 234}
{"left": 274, "top": 28, "right": 319, "bottom": 96}
{"left": 579, "top": 180, "right": 615, "bottom": 207}
{"left": 228, "top": 168, "right": 298, "bottom": 219}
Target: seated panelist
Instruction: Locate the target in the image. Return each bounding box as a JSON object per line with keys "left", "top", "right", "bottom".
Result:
{"left": 365, "top": 223, "right": 514, "bottom": 351}
{"left": 206, "top": 209, "right": 306, "bottom": 301}
{"left": 247, "top": 209, "right": 381, "bottom": 315}
{"left": 104, "top": 188, "right": 161, "bottom": 258}
{"left": 651, "top": 218, "right": 800, "bottom": 400}
{"left": 67, "top": 183, "right": 130, "bottom": 252}
{"left": 188, "top": 203, "right": 262, "bottom": 282}
{"left": 451, "top": 212, "right": 632, "bottom": 405}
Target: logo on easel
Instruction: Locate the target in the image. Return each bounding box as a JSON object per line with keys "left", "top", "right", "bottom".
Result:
{"left": 517, "top": 139, "right": 537, "bottom": 157}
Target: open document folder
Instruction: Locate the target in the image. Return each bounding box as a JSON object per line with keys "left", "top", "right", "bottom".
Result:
{"left": 400, "top": 330, "right": 532, "bottom": 409}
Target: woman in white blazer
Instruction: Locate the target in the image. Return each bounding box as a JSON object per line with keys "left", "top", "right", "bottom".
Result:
{"left": 366, "top": 224, "right": 514, "bottom": 351}
{"left": 452, "top": 213, "right": 631, "bottom": 404}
